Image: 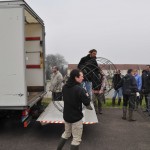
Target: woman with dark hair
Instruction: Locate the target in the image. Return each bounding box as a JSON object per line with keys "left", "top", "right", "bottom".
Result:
{"left": 57, "top": 69, "right": 92, "bottom": 150}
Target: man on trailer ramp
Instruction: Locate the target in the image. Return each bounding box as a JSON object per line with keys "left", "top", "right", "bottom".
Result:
{"left": 77, "top": 49, "right": 100, "bottom": 99}
{"left": 57, "top": 69, "right": 92, "bottom": 150}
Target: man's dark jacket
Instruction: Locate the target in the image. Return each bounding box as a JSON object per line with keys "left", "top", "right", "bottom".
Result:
{"left": 142, "top": 70, "right": 150, "bottom": 94}
{"left": 115, "top": 73, "right": 138, "bottom": 95}
{"left": 62, "top": 79, "right": 90, "bottom": 123}
{"left": 78, "top": 54, "right": 99, "bottom": 81}
{"left": 92, "top": 73, "right": 104, "bottom": 90}
{"left": 112, "top": 73, "right": 122, "bottom": 89}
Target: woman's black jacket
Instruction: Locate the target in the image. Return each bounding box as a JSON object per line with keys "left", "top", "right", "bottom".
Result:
{"left": 63, "top": 81, "right": 90, "bottom": 123}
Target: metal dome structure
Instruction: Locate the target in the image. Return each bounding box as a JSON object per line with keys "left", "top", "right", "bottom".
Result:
{"left": 52, "top": 57, "right": 117, "bottom": 112}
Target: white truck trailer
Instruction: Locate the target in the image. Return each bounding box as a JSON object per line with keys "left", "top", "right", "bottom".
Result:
{"left": 0, "top": 0, "right": 46, "bottom": 127}
{"left": 0, "top": 0, "right": 98, "bottom": 127}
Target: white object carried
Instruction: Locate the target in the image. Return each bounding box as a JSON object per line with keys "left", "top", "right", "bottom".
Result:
{"left": 37, "top": 101, "right": 98, "bottom": 125}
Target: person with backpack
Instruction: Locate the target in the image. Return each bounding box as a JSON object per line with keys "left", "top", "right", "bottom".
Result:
{"left": 115, "top": 69, "right": 139, "bottom": 121}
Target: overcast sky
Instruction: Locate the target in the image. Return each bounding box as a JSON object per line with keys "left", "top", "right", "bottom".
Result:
{"left": 26, "top": 0, "right": 150, "bottom": 64}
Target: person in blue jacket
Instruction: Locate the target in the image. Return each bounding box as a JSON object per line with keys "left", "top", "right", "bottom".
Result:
{"left": 133, "top": 69, "right": 142, "bottom": 110}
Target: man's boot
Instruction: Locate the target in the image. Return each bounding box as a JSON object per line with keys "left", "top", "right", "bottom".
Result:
{"left": 93, "top": 102, "right": 98, "bottom": 114}
{"left": 128, "top": 108, "right": 136, "bottom": 121}
{"left": 135, "top": 97, "right": 140, "bottom": 111}
{"left": 112, "top": 98, "right": 115, "bottom": 106}
{"left": 118, "top": 98, "right": 121, "bottom": 106}
{"left": 134, "top": 103, "right": 138, "bottom": 111}
{"left": 98, "top": 100, "right": 102, "bottom": 114}
{"left": 57, "top": 138, "right": 67, "bottom": 150}
{"left": 98, "top": 108, "right": 102, "bottom": 114}
{"left": 122, "top": 106, "right": 127, "bottom": 120}
{"left": 70, "top": 145, "right": 79, "bottom": 150}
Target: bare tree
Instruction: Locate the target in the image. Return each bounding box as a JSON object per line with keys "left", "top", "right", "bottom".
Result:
{"left": 46, "top": 54, "right": 68, "bottom": 80}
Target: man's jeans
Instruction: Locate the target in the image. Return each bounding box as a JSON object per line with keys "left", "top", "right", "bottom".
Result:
{"left": 82, "top": 81, "right": 92, "bottom": 99}
{"left": 112, "top": 88, "right": 122, "bottom": 99}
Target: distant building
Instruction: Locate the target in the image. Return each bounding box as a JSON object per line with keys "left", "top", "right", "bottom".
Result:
{"left": 68, "top": 64, "right": 147, "bottom": 75}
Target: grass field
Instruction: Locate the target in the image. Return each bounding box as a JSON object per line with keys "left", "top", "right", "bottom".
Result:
{"left": 42, "top": 97, "right": 51, "bottom": 107}
{"left": 42, "top": 97, "right": 146, "bottom": 109}
{"left": 104, "top": 98, "right": 146, "bottom": 109}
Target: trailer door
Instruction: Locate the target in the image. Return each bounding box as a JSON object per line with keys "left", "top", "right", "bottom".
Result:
{"left": 0, "top": 7, "right": 26, "bottom": 107}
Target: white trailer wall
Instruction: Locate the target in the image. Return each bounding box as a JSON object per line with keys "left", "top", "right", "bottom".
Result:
{"left": 0, "top": 7, "right": 27, "bottom": 106}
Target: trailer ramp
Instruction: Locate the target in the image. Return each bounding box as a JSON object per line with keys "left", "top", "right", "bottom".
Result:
{"left": 37, "top": 101, "right": 98, "bottom": 125}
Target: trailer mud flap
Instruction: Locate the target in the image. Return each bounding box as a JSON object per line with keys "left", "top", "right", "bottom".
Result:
{"left": 21, "top": 108, "right": 31, "bottom": 127}
{"left": 24, "top": 116, "right": 32, "bottom": 128}
{"left": 37, "top": 101, "right": 98, "bottom": 125}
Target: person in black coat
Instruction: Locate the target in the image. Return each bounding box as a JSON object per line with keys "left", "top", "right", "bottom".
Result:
{"left": 115, "top": 69, "right": 139, "bottom": 121}
{"left": 78, "top": 49, "right": 100, "bottom": 99}
{"left": 57, "top": 69, "right": 92, "bottom": 150}
{"left": 141, "top": 65, "right": 150, "bottom": 114}
{"left": 112, "top": 70, "right": 122, "bottom": 106}
{"left": 92, "top": 71, "right": 106, "bottom": 114}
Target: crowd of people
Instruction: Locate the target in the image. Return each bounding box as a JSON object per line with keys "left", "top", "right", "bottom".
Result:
{"left": 112, "top": 65, "right": 150, "bottom": 121}
{"left": 49, "top": 49, "right": 150, "bottom": 150}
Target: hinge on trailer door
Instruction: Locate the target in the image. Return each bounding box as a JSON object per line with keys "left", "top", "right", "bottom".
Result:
{"left": 4, "top": 93, "right": 24, "bottom": 97}
{"left": 18, "top": 93, "right": 24, "bottom": 97}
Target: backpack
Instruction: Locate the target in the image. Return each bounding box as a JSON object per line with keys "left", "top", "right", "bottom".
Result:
{"left": 122, "top": 75, "right": 132, "bottom": 95}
